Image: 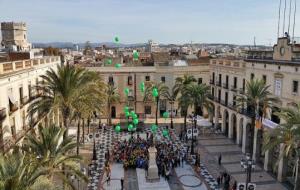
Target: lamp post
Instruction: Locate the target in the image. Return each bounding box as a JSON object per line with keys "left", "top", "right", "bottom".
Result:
{"left": 240, "top": 153, "right": 256, "bottom": 189}
{"left": 190, "top": 114, "right": 197, "bottom": 155}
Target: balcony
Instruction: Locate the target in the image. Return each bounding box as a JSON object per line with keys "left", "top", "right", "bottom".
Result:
{"left": 231, "top": 85, "right": 238, "bottom": 92}
{"left": 216, "top": 81, "right": 222, "bottom": 87}
{"left": 207, "top": 94, "right": 214, "bottom": 100}
{"left": 0, "top": 108, "right": 7, "bottom": 120}
{"left": 209, "top": 80, "right": 215, "bottom": 85}
{"left": 214, "top": 97, "right": 221, "bottom": 103}
{"left": 228, "top": 103, "right": 237, "bottom": 111}
{"left": 20, "top": 96, "right": 29, "bottom": 107}
{"left": 9, "top": 102, "right": 19, "bottom": 115}
{"left": 239, "top": 88, "right": 245, "bottom": 94}
{"left": 222, "top": 83, "right": 229, "bottom": 89}
{"left": 220, "top": 100, "right": 228, "bottom": 106}
{"left": 238, "top": 108, "right": 255, "bottom": 118}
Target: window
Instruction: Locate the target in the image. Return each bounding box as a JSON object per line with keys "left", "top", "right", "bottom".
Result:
{"left": 262, "top": 75, "right": 267, "bottom": 84}
{"left": 233, "top": 77, "right": 237, "bottom": 88}
{"left": 218, "top": 89, "right": 221, "bottom": 102}
{"left": 225, "top": 92, "right": 228, "bottom": 106}
{"left": 242, "top": 79, "right": 246, "bottom": 91}
{"left": 28, "top": 82, "right": 32, "bottom": 99}
{"left": 145, "top": 106, "right": 151, "bottom": 114}
{"left": 212, "top": 72, "right": 215, "bottom": 83}
{"left": 219, "top": 74, "right": 222, "bottom": 84}
{"left": 233, "top": 95, "right": 236, "bottom": 106}
{"left": 274, "top": 79, "right": 282, "bottom": 96}
{"left": 108, "top": 76, "right": 114, "bottom": 85}
{"left": 225, "top": 75, "right": 229, "bottom": 87}
{"left": 161, "top": 76, "right": 166, "bottom": 83}
{"left": 145, "top": 76, "right": 150, "bottom": 81}
{"left": 128, "top": 76, "right": 133, "bottom": 85}
{"left": 293, "top": 81, "right": 298, "bottom": 94}
{"left": 212, "top": 87, "right": 215, "bottom": 97}
{"left": 251, "top": 73, "right": 255, "bottom": 80}
{"left": 198, "top": 78, "right": 202, "bottom": 84}
{"left": 19, "top": 86, "right": 23, "bottom": 104}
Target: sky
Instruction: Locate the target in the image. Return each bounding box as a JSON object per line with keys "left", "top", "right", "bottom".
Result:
{"left": 0, "top": 0, "right": 299, "bottom": 45}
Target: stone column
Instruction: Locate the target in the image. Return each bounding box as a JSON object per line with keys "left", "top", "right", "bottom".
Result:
{"left": 236, "top": 117, "right": 241, "bottom": 145}
{"left": 277, "top": 143, "right": 287, "bottom": 182}
{"left": 252, "top": 127, "right": 258, "bottom": 161}
{"left": 214, "top": 105, "right": 219, "bottom": 128}
{"left": 264, "top": 149, "right": 273, "bottom": 172}
{"left": 242, "top": 121, "right": 247, "bottom": 154}
{"left": 147, "top": 146, "right": 159, "bottom": 180}
{"left": 228, "top": 113, "right": 233, "bottom": 139}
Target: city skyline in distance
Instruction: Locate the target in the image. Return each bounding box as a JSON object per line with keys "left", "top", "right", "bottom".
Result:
{"left": 0, "top": 0, "right": 299, "bottom": 45}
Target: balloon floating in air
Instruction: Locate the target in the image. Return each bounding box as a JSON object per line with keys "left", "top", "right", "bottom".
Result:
{"left": 115, "top": 63, "right": 121, "bottom": 68}
{"left": 139, "top": 82, "right": 145, "bottom": 93}
{"left": 106, "top": 58, "right": 112, "bottom": 65}
{"left": 115, "top": 124, "right": 121, "bottom": 133}
{"left": 124, "top": 88, "right": 130, "bottom": 96}
{"left": 162, "top": 129, "right": 169, "bottom": 138}
{"left": 152, "top": 87, "right": 158, "bottom": 97}
{"left": 163, "top": 112, "right": 169, "bottom": 119}
{"left": 133, "top": 50, "right": 139, "bottom": 61}
{"left": 151, "top": 124, "right": 158, "bottom": 133}
{"left": 114, "top": 36, "right": 120, "bottom": 43}
{"left": 128, "top": 124, "right": 133, "bottom": 131}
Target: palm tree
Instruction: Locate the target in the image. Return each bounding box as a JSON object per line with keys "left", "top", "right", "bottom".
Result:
{"left": 22, "top": 125, "right": 88, "bottom": 189}
{"left": 236, "top": 79, "right": 279, "bottom": 159}
{"left": 28, "top": 65, "right": 103, "bottom": 137}
{"left": 173, "top": 74, "right": 196, "bottom": 97}
{"left": 165, "top": 86, "right": 177, "bottom": 129}
{"left": 183, "top": 83, "right": 212, "bottom": 116}
{"left": 178, "top": 94, "right": 192, "bottom": 133}
{"left": 144, "top": 82, "right": 169, "bottom": 125}
{"left": 106, "top": 84, "right": 120, "bottom": 125}
{"left": 263, "top": 102, "right": 300, "bottom": 190}
{"left": 0, "top": 151, "right": 52, "bottom": 190}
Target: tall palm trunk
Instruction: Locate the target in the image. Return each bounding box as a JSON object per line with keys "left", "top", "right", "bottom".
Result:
{"left": 0, "top": 122, "right": 4, "bottom": 152}
{"left": 82, "top": 118, "right": 85, "bottom": 144}
{"left": 76, "top": 118, "right": 80, "bottom": 155}
{"left": 107, "top": 104, "right": 111, "bottom": 125}
{"left": 87, "top": 117, "right": 90, "bottom": 134}
{"left": 249, "top": 116, "right": 255, "bottom": 157}
{"left": 294, "top": 156, "right": 300, "bottom": 190}
{"left": 155, "top": 97, "right": 159, "bottom": 125}
{"left": 184, "top": 111, "right": 187, "bottom": 132}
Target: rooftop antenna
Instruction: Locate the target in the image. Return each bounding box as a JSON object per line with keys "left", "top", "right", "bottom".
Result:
{"left": 288, "top": 0, "right": 292, "bottom": 34}
{"left": 292, "top": 0, "right": 297, "bottom": 44}
{"left": 283, "top": 0, "right": 287, "bottom": 36}
{"left": 278, "top": 0, "right": 282, "bottom": 38}
{"left": 254, "top": 36, "right": 256, "bottom": 48}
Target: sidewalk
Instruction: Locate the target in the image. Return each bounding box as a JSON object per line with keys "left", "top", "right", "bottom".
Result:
{"left": 175, "top": 163, "right": 207, "bottom": 190}
{"left": 102, "top": 163, "right": 124, "bottom": 190}
{"left": 197, "top": 134, "right": 287, "bottom": 190}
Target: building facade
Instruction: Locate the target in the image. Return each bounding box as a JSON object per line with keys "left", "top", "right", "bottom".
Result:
{"left": 209, "top": 37, "right": 300, "bottom": 187}
{"left": 0, "top": 56, "right": 61, "bottom": 152}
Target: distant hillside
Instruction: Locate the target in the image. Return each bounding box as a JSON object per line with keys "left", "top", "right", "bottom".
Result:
{"left": 32, "top": 42, "right": 146, "bottom": 49}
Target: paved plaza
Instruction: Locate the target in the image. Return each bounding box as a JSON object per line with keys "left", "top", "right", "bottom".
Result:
{"left": 197, "top": 134, "right": 288, "bottom": 190}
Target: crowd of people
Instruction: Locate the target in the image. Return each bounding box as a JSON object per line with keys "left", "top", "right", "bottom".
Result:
{"left": 112, "top": 133, "right": 187, "bottom": 180}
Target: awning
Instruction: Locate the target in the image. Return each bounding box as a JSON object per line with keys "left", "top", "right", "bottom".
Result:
{"left": 8, "top": 90, "right": 17, "bottom": 104}
{"left": 262, "top": 118, "right": 278, "bottom": 129}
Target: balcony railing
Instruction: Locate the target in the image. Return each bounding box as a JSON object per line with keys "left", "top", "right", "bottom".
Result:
{"left": 9, "top": 102, "right": 19, "bottom": 115}
{"left": 239, "top": 88, "right": 245, "bottom": 94}
{"left": 231, "top": 85, "right": 238, "bottom": 92}
{"left": 20, "top": 96, "right": 29, "bottom": 107}
{"left": 1, "top": 127, "right": 32, "bottom": 153}
{"left": 214, "top": 97, "right": 221, "bottom": 103}
{"left": 220, "top": 100, "right": 228, "bottom": 106}
{"left": 0, "top": 108, "right": 7, "bottom": 120}
{"left": 238, "top": 108, "right": 255, "bottom": 117}
{"left": 228, "top": 103, "right": 237, "bottom": 111}
{"left": 209, "top": 80, "right": 215, "bottom": 85}
{"left": 222, "top": 83, "right": 229, "bottom": 89}
{"left": 216, "top": 81, "right": 222, "bottom": 87}
{"left": 208, "top": 94, "right": 214, "bottom": 100}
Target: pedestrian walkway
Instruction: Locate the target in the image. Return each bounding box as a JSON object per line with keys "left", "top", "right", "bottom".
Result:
{"left": 136, "top": 168, "right": 170, "bottom": 190}
{"left": 102, "top": 163, "right": 124, "bottom": 190}
{"left": 197, "top": 134, "right": 287, "bottom": 190}
{"left": 175, "top": 163, "right": 207, "bottom": 190}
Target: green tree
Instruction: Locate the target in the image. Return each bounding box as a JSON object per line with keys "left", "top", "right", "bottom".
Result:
{"left": 183, "top": 83, "right": 212, "bottom": 116}
{"left": 28, "top": 65, "right": 103, "bottom": 137}
{"left": 236, "top": 79, "right": 279, "bottom": 159}
{"left": 144, "top": 82, "right": 169, "bottom": 125}
{"left": 106, "top": 84, "right": 120, "bottom": 125}
{"left": 165, "top": 86, "right": 177, "bottom": 128}
{"left": 22, "top": 125, "right": 88, "bottom": 189}
{"left": 173, "top": 74, "right": 196, "bottom": 97}
{"left": 178, "top": 93, "right": 192, "bottom": 133}
{"left": 263, "top": 102, "right": 300, "bottom": 190}
{"left": 0, "top": 151, "right": 54, "bottom": 190}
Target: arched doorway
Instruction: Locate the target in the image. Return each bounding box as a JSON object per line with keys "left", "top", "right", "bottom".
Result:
{"left": 111, "top": 106, "right": 116, "bottom": 118}
{"left": 195, "top": 106, "right": 203, "bottom": 116}
{"left": 231, "top": 114, "right": 237, "bottom": 142}
{"left": 223, "top": 110, "right": 229, "bottom": 136}
{"left": 238, "top": 118, "right": 244, "bottom": 146}
{"left": 215, "top": 106, "right": 221, "bottom": 129}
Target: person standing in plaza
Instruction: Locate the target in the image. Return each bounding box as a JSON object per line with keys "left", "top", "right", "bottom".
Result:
{"left": 218, "top": 154, "right": 222, "bottom": 165}
{"left": 120, "top": 177, "right": 124, "bottom": 190}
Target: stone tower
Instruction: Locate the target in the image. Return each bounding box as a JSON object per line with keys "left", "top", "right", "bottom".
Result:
{"left": 1, "top": 22, "right": 31, "bottom": 52}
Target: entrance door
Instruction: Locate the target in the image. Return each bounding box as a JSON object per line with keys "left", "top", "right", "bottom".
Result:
{"left": 111, "top": 106, "right": 116, "bottom": 118}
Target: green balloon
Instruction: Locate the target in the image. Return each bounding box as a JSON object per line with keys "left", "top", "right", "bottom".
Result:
{"left": 139, "top": 82, "right": 145, "bottom": 93}
{"left": 115, "top": 125, "right": 121, "bottom": 133}
{"left": 151, "top": 124, "right": 158, "bottom": 133}
{"left": 106, "top": 58, "right": 112, "bottom": 65}
{"left": 123, "top": 106, "right": 129, "bottom": 113}
{"left": 115, "top": 63, "right": 121, "bottom": 68}
{"left": 163, "top": 112, "right": 169, "bottom": 119}
{"left": 133, "top": 118, "right": 139, "bottom": 125}
{"left": 124, "top": 88, "right": 129, "bottom": 95}
{"left": 162, "top": 129, "right": 169, "bottom": 137}
{"left": 133, "top": 51, "right": 139, "bottom": 60}
{"left": 130, "top": 111, "right": 135, "bottom": 116}
{"left": 128, "top": 124, "right": 133, "bottom": 131}
{"left": 114, "top": 36, "right": 120, "bottom": 43}
{"left": 152, "top": 88, "right": 158, "bottom": 97}
{"left": 125, "top": 111, "right": 130, "bottom": 117}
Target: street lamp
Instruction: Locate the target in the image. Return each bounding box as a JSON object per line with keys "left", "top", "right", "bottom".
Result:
{"left": 240, "top": 153, "right": 256, "bottom": 189}
{"left": 190, "top": 114, "right": 197, "bottom": 155}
